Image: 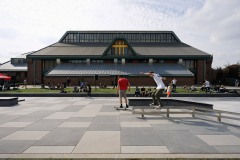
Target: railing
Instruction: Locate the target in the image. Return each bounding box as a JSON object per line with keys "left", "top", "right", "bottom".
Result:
{"left": 132, "top": 106, "right": 240, "bottom": 122}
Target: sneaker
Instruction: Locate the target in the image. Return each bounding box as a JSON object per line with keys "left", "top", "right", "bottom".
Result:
{"left": 150, "top": 103, "right": 156, "bottom": 106}
{"left": 155, "top": 106, "right": 162, "bottom": 110}
{"left": 155, "top": 105, "right": 162, "bottom": 110}
{"left": 119, "top": 104, "right": 123, "bottom": 108}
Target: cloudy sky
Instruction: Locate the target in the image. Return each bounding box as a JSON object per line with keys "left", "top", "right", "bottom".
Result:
{"left": 0, "top": 0, "right": 239, "bottom": 68}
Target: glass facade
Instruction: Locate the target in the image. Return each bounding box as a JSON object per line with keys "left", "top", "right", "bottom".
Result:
{"left": 61, "top": 32, "right": 179, "bottom": 43}
{"left": 11, "top": 58, "right": 26, "bottom": 64}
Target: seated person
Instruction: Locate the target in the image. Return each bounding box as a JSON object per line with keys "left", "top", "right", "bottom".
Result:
{"left": 141, "top": 86, "right": 146, "bottom": 97}
{"left": 103, "top": 83, "right": 107, "bottom": 88}
{"left": 183, "top": 85, "right": 190, "bottom": 92}
{"left": 56, "top": 83, "right": 61, "bottom": 89}
{"left": 60, "top": 83, "right": 67, "bottom": 93}
{"left": 134, "top": 86, "right": 141, "bottom": 97}
{"left": 147, "top": 87, "right": 152, "bottom": 96}
{"left": 41, "top": 84, "right": 46, "bottom": 89}
{"left": 73, "top": 86, "right": 79, "bottom": 93}
{"left": 50, "top": 84, "right": 56, "bottom": 90}
{"left": 190, "top": 85, "right": 198, "bottom": 91}
{"left": 200, "top": 84, "right": 205, "bottom": 91}
{"left": 99, "top": 83, "right": 103, "bottom": 89}
{"left": 80, "top": 82, "right": 85, "bottom": 91}
{"left": 219, "top": 85, "right": 228, "bottom": 93}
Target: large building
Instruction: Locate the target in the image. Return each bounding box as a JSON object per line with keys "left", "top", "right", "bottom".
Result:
{"left": 0, "top": 53, "right": 30, "bottom": 83}
{"left": 27, "top": 31, "right": 212, "bottom": 86}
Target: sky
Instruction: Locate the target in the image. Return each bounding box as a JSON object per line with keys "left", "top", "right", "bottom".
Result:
{"left": 0, "top": 0, "right": 239, "bottom": 68}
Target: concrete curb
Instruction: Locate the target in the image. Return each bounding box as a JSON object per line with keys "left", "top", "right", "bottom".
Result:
{"left": 0, "top": 93, "right": 239, "bottom": 97}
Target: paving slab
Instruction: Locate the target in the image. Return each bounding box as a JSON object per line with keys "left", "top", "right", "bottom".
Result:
{"left": 24, "top": 146, "right": 75, "bottom": 153}
{"left": 58, "top": 122, "right": 91, "bottom": 128}
{"left": 59, "top": 105, "right": 85, "bottom": 112}
{"left": 93, "top": 115, "right": 119, "bottom": 124}
{"left": 87, "top": 124, "right": 120, "bottom": 131}
{"left": 73, "top": 131, "right": 120, "bottom": 153}
{"left": 34, "top": 128, "right": 85, "bottom": 146}
{"left": 156, "top": 130, "right": 219, "bottom": 153}
{"left": 0, "top": 140, "right": 36, "bottom": 153}
{"left": 3, "top": 131, "right": 49, "bottom": 140}
{"left": 0, "top": 122, "right": 33, "bottom": 128}
{"left": 65, "top": 117, "right": 94, "bottom": 122}
{"left": 21, "top": 119, "right": 65, "bottom": 131}
{"left": 213, "top": 146, "right": 240, "bottom": 153}
{"left": 121, "top": 127, "right": 164, "bottom": 146}
{"left": 0, "top": 127, "right": 21, "bottom": 139}
{"left": 121, "top": 146, "right": 170, "bottom": 153}
{"left": 197, "top": 135, "right": 240, "bottom": 145}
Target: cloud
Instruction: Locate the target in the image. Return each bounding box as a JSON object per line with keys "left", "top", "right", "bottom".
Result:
{"left": 0, "top": 0, "right": 239, "bottom": 68}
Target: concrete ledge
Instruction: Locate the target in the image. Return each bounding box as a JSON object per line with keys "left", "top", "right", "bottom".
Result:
{"left": 0, "top": 97, "right": 18, "bottom": 106}
{"left": 3, "top": 153, "right": 240, "bottom": 159}
{"left": 129, "top": 98, "right": 213, "bottom": 109}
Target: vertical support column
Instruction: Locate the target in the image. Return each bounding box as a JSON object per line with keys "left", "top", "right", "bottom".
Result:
{"left": 149, "top": 59, "right": 153, "bottom": 64}
{"left": 192, "top": 107, "right": 195, "bottom": 117}
{"left": 167, "top": 108, "right": 169, "bottom": 117}
{"left": 56, "top": 59, "right": 61, "bottom": 65}
{"left": 86, "top": 59, "right": 90, "bottom": 64}
{"left": 122, "top": 58, "right": 125, "bottom": 64}
{"left": 141, "top": 108, "right": 144, "bottom": 118}
{"left": 114, "top": 58, "right": 118, "bottom": 64}
{"left": 218, "top": 112, "right": 221, "bottom": 122}
{"left": 203, "top": 59, "right": 206, "bottom": 80}
{"left": 178, "top": 59, "right": 183, "bottom": 64}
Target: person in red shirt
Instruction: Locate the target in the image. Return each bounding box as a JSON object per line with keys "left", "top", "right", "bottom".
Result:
{"left": 116, "top": 75, "right": 130, "bottom": 108}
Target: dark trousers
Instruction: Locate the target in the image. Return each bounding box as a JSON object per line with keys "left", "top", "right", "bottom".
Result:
{"left": 152, "top": 89, "right": 164, "bottom": 106}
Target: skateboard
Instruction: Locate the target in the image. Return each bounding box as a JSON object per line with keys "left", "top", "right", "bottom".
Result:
{"left": 114, "top": 106, "right": 132, "bottom": 110}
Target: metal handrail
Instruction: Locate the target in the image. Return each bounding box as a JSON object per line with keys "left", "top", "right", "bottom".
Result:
{"left": 132, "top": 106, "right": 240, "bottom": 122}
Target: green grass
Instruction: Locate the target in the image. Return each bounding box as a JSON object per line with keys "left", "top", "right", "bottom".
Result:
{"left": 0, "top": 87, "right": 207, "bottom": 94}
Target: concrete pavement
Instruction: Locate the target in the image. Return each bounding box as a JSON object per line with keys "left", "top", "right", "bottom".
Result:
{"left": 0, "top": 97, "right": 239, "bottom": 159}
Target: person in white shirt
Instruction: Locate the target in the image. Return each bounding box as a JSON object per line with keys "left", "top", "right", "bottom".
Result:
{"left": 171, "top": 78, "right": 177, "bottom": 92}
{"left": 204, "top": 80, "right": 211, "bottom": 93}
{"left": 141, "top": 71, "right": 166, "bottom": 109}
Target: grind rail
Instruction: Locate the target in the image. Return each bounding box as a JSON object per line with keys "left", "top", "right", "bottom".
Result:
{"left": 132, "top": 106, "right": 240, "bottom": 122}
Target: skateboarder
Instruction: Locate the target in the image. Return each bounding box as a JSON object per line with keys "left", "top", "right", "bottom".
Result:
{"left": 141, "top": 71, "right": 166, "bottom": 109}
{"left": 116, "top": 75, "right": 130, "bottom": 108}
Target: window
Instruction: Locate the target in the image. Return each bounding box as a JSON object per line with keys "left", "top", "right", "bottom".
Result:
{"left": 110, "top": 40, "right": 129, "bottom": 56}
{"left": 183, "top": 60, "right": 195, "bottom": 69}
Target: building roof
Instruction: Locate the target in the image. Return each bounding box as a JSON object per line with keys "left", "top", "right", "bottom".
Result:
{"left": 45, "top": 63, "right": 194, "bottom": 77}
{"left": 0, "top": 52, "right": 31, "bottom": 72}
{"left": 0, "top": 61, "right": 27, "bottom": 71}
{"left": 29, "top": 42, "right": 211, "bottom": 58}
{"left": 29, "top": 43, "right": 107, "bottom": 56}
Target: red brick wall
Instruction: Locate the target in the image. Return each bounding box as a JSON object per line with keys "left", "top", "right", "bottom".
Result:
{"left": 206, "top": 59, "right": 212, "bottom": 81}
{"left": 35, "top": 60, "right": 43, "bottom": 83}
{"left": 27, "top": 58, "right": 34, "bottom": 84}
{"left": 196, "top": 60, "right": 204, "bottom": 84}
{"left": 27, "top": 59, "right": 43, "bottom": 84}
